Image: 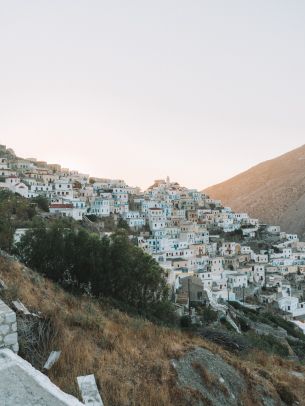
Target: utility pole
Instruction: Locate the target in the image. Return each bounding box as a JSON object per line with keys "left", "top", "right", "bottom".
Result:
{"left": 188, "top": 278, "right": 191, "bottom": 316}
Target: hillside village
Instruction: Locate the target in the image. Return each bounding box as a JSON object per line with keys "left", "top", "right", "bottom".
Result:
{"left": 2, "top": 144, "right": 305, "bottom": 332}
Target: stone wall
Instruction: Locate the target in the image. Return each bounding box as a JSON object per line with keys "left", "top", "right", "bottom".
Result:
{"left": 0, "top": 300, "right": 18, "bottom": 353}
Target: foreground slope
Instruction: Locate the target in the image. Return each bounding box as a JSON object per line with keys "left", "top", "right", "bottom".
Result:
{"left": 204, "top": 144, "right": 305, "bottom": 237}
{"left": 1, "top": 255, "right": 305, "bottom": 405}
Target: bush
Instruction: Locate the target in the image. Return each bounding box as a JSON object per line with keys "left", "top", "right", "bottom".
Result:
{"left": 245, "top": 332, "right": 289, "bottom": 357}
{"left": 117, "top": 217, "right": 130, "bottom": 231}
{"left": 31, "top": 196, "right": 49, "bottom": 212}
{"left": 230, "top": 301, "right": 305, "bottom": 341}
{"left": 287, "top": 338, "right": 305, "bottom": 360}
{"left": 15, "top": 223, "right": 175, "bottom": 324}
{"left": 260, "top": 313, "right": 305, "bottom": 341}
{"left": 180, "top": 315, "right": 192, "bottom": 328}
{"left": 276, "top": 383, "right": 298, "bottom": 404}
{"left": 0, "top": 190, "right": 37, "bottom": 252}
{"left": 220, "top": 317, "right": 236, "bottom": 331}
{"left": 201, "top": 307, "right": 218, "bottom": 323}
{"left": 239, "top": 317, "right": 250, "bottom": 332}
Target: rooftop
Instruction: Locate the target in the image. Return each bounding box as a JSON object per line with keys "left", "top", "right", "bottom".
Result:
{"left": 50, "top": 204, "right": 73, "bottom": 209}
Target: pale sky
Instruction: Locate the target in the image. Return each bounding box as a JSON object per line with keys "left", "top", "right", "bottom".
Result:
{"left": 1, "top": 1, "right": 305, "bottom": 190}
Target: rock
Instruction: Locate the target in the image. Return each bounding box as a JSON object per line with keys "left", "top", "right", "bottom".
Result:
{"left": 12, "top": 343, "right": 19, "bottom": 353}
{"left": 0, "top": 348, "right": 83, "bottom": 405}
{"left": 77, "top": 374, "right": 104, "bottom": 405}
{"left": 43, "top": 351, "right": 61, "bottom": 370}
{"left": 0, "top": 324, "right": 10, "bottom": 335}
{"left": 4, "top": 333, "right": 18, "bottom": 346}
{"left": 173, "top": 347, "right": 282, "bottom": 406}
{"left": 289, "top": 371, "right": 304, "bottom": 379}
{"left": 173, "top": 347, "right": 245, "bottom": 406}
{"left": 5, "top": 312, "right": 16, "bottom": 324}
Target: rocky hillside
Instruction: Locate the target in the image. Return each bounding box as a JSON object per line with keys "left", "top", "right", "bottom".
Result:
{"left": 1, "top": 254, "right": 305, "bottom": 405}
{"left": 204, "top": 144, "right": 305, "bottom": 238}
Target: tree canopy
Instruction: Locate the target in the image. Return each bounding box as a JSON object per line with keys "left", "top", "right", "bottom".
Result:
{"left": 15, "top": 221, "right": 174, "bottom": 323}
{"left": 0, "top": 190, "right": 36, "bottom": 251}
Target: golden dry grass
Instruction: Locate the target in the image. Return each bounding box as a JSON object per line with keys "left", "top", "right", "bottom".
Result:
{"left": 1, "top": 256, "right": 305, "bottom": 405}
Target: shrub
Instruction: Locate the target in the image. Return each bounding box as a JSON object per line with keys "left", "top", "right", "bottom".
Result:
{"left": 245, "top": 333, "right": 289, "bottom": 357}
{"left": 202, "top": 307, "right": 218, "bottom": 323}
{"left": 180, "top": 315, "right": 192, "bottom": 328}
{"left": 276, "top": 383, "right": 298, "bottom": 404}
{"left": 239, "top": 317, "right": 250, "bottom": 332}
{"left": 15, "top": 223, "right": 175, "bottom": 324}
{"left": 31, "top": 196, "right": 49, "bottom": 212}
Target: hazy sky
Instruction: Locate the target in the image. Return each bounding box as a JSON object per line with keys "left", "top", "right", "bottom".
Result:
{"left": 1, "top": 1, "right": 305, "bottom": 190}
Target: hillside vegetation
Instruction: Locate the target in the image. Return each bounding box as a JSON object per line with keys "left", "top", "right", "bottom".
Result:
{"left": 1, "top": 255, "right": 305, "bottom": 405}
{"left": 0, "top": 190, "right": 173, "bottom": 324}
{"left": 14, "top": 221, "right": 173, "bottom": 324}
{"left": 204, "top": 144, "right": 305, "bottom": 238}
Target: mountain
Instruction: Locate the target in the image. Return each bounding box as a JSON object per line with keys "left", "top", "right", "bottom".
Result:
{"left": 204, "top": 144, "right": 305, "bottom": 238}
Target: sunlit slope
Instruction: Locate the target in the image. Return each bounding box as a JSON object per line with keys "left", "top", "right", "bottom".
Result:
{"left": 204, "top": 144, "right": 305, "bottom": 237}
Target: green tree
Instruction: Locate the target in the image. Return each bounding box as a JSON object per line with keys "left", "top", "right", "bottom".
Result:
{"left": 117, "top": 217, "right": 130, "bottom": 231}
{"left": 0, "top": 190, "right": 36, "bottom": 252}
{"left": 15, "top": 222, "right": 174, "bottom": 323}
{"left": 31, "top": 196, "right": 49, "bottom": 212}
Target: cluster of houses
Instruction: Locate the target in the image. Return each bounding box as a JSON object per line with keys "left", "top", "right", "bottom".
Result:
{"left": 0, "top": 145, "right": 140, "bottom": 221}
{"left": 2, "top": 145, "right": 305, "bottom": 326}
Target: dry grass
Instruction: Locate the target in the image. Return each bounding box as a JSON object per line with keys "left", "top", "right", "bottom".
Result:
{"left": 0, "top": 258, "right": 196, "bottom": 405}
{"left": 192, "top": 362, "right": 218, "bottom": 389}
{"left": 1, "top": 256, "right": 305, "bottom": 405}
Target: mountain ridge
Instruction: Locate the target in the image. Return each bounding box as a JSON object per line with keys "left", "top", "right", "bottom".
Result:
{"left": 204, "top": 144, "right": 305, "bottom": 238}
